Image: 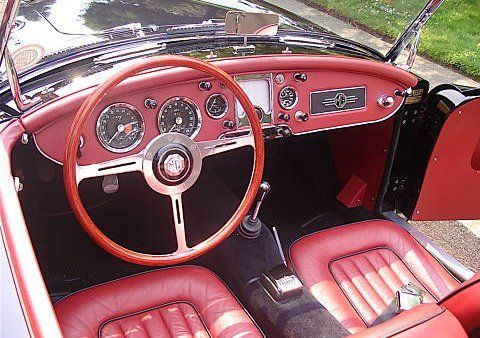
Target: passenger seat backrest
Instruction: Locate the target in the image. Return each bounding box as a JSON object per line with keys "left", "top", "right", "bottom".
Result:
{"left": 439, "top": 273, "right": 480, "bottom": 337}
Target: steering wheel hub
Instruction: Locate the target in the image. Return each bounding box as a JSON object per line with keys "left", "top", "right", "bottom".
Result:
{"left": 154, "top": 145, "right": 192, "bottom": 185}
{"left": 143, "top": 132, "right": 203, "bottom": 195}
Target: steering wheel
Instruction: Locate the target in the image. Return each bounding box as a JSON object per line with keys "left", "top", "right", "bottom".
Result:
{"left": 63, "top": 55, "right": 264, "bottom": 266}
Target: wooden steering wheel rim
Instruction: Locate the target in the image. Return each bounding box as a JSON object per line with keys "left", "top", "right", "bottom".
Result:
{"left": 63, "top": 55, "right": 265, "bottom": 266}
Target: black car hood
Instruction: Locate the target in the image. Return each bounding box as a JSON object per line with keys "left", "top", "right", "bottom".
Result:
{"left": 22, "top": 0, "right": 304, "bottom": 34}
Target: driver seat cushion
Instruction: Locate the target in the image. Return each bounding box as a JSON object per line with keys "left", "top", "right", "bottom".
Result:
{"left": 289, "top": 220, "right": 459, "bottom": 334}
{"left": 54, "top": 265, "right": 262, "bottom": 338}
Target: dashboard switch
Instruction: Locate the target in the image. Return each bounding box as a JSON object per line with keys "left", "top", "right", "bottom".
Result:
{"left": 378, "top": 95, "right": 395, "bottom": 108}
{"left": 198, "top": 81, "right": 212, "bottom": 91}
{"left": 295, "top": 111, "right": 308, "bottom": 122}
{"left": 294, "top": 72, "right": 307, "bottom": 82}
{"left": 144, "top": 98, "right": 158, "bottom": 109}
{"left": 395, "top": 88, "right": 413, "bottom": 97}
{"left": 276, "top": 126, "right": 292, "bottom": 138}
{"left": 223, "top": 120, "right": 236, "bottom": 130}
{"left": 278, "top": 113, "right": 290, "bottom": 122}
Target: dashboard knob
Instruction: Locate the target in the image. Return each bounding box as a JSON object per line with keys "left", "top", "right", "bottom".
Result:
{"left": 295, "top": 111, "right": 308, "bottom": 122}
{"left": 144, "top": 98, "right": 158, "bottom": 109}
{"left": 223, "top": 120, "right": 236, "bottom": 129}
{"left": 198, "top": 81, "right": 212, "bottom": 91}
{"left": 277, "top": 127, "right": 291, "bottom": 138}
{"left": 378, "top": 95, "right": 395, "bottom": 108}
{"left": 395, "top": 88, "right": 413, "bottom": 97}
{"left": 278, "top": 113, "right": 290, "bottom": 122}
{"left": 294, "top": 72, "right": 307, "bottom": 82}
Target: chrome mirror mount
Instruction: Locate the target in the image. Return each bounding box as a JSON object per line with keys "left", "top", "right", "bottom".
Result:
{"left": 385, "top": 0, "right": 445, "bottom": 70}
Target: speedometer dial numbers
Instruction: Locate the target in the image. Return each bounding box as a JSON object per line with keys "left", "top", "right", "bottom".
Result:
{"left": 96, "top": 103, "right": 145, "bottom": 153}
{"left": 158, "top": 97, "right": 202, "bottom": 138}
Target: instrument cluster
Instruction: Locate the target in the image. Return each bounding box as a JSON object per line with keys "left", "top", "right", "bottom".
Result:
{"left": 95, "top": 74, "right": 282, "bottom": 153}
{"left": 96, "top": 96, "right": 203, "bottom": 153}
{"left": 33, "top": 55, "right": 413, "bottom": 166}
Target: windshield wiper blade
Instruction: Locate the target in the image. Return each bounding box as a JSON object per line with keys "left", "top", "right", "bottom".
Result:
{"left": 94, "top": 42, "right": 166, "bottom": 64}
{"left": 281, "top": 35, "right": 335, "bottom": 49}
{"left": 98, "top": 23, "right": 158, "bottom": 39}
{"left": 96, "top": 20, "right": 225, "bottom": 40}
{"left": 165, "top": 20, "right": 225, "bottom": 35}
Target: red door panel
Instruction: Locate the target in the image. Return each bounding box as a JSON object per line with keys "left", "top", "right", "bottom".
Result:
{"left": 412, "top": 98, "right": 480, "bottom": 220}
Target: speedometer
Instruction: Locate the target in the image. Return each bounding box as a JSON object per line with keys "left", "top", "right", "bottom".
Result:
{"left": 96, "top": 103, "right": 145, "bottom": 153}
{"left": 158, "top": 97, "right": 202, "bottom": 138}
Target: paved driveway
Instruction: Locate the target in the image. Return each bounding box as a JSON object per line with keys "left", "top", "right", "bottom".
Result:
{"left": 411, "top": 221, "right": 480, "bottom": 272}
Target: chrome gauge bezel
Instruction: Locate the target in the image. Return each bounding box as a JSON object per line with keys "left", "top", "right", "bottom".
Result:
{"left": 205, "top": 93, "right": 228, "bottom": 119}
{"left": 96, "top": 103, "right": 145, "bottom": 153}
{"left": 279, "top": 86, "right": 298, "bottom": 110}
{"left": 157, "top": 96, "right": 202, "bottom": 139}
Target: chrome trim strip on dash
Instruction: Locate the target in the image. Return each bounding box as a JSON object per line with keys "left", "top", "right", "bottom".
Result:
{"left": 310, "top": 86, "right": 367, "bottom": 115}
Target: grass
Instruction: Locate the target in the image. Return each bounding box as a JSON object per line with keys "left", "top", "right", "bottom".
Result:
{"left": 304, "top": 0, "right": 480, "bottom": 80}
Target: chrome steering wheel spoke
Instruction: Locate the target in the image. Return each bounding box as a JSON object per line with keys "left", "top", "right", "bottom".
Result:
{"left": 76, "top": 152, "right": 144, "bottom": 185}
{"left": 170, "top": 193, "right": 189, "bottom": 253}
{"left": 198, "top": 134, "right": 254, "bottom": 159}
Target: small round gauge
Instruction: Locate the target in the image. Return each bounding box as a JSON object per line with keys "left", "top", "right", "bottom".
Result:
{"left": 158, "top": 97, "right": 202, "bottom": 138}
{"left": 206, "top": 94, "right": 228, "bottom": 119}
{"left": 279, "top": 86, "right": 298, "bottom": 110}
{"left": 254, "top": 106, "right": 264, "bottom": 121}
{"left": 96, "top": 103, "right": 145, "bottom": 153}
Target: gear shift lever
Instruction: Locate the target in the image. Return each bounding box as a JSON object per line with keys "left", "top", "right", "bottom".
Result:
{"left": 250, "top": 181, "right": 270, "bottom": 223}
{"left": 238, "top": 181, "right": 270, "bottom": 239}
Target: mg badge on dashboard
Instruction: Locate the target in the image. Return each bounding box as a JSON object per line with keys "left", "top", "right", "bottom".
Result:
{"left": 334, "top": 93, "right": 347, "bottom": 108}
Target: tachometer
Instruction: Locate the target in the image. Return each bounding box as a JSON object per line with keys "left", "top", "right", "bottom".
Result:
{"left": 96, "top": 103, "right": 145, "bottom": 153}
{"left": 158, "top": 97, "right": 201, "bottom": 138}
{"left": 279, "top": 86, "right": 298, "bottom": 110}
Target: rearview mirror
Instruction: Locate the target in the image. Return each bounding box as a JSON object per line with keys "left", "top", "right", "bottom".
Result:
{"left": 225, "top": 11, "right": 279, "bottom": 36}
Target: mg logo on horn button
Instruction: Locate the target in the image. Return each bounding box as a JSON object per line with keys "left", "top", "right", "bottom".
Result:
{"left": 163, "top": 153, "right": 185, "bottom": 177}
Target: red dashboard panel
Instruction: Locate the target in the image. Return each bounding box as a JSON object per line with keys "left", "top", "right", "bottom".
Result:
{"left": 25, "top": 55, "right": 417, "bottom": 165}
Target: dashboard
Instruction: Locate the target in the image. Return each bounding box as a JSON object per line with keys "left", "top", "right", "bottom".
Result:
{"left": 26, "top": 55, "right": 417, "bottom": 165}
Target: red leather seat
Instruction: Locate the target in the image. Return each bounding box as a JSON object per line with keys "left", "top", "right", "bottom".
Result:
{"left": 290, "top": 220, "right": 460, "bottom": 334}
{"left": 55, "top": 265, "right": 262, "bottom": 338}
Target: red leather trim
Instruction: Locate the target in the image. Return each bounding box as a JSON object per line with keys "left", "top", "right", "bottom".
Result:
{"left": 350, "top": 304, "right": 467, "bottom": 338}
{"left": 440, "top": 274, "right": 480, "bottom": 335}
{"left": 329, "top": 117, "right": 394, "bottom": 210}
{"left": 328, "top": 247, "right": 437, "bottom": 326}
{"left": 289, "top": 220, "right": 459, "bottom": 334}
{"left": 413, "top": 98, "right": 480, "bottom": 220}
{"left": 55, "top": 266, "right": 262, "bottom": 338}
{"left": 99, "top": 302, "right": 210, "bottom": 338}
{"left": 25, "top": 55, "right": 416, "bottom": 165}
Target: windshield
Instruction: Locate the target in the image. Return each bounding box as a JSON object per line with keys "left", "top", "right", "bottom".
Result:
{"left": 7, "top": 0, "right": 302, "bottom": 73}
{"left": 7, "top": 0, "right": 428, "bottom": 74}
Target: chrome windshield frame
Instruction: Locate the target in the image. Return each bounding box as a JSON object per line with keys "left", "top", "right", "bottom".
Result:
{"left": 385, "top": 0, "right": 445, "bottom": 69}
{"left": 0, "top": 0, "right": 42, "bottom": 111}
{"left": 0, "top": 0, "right": 20, "bottom": 62}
